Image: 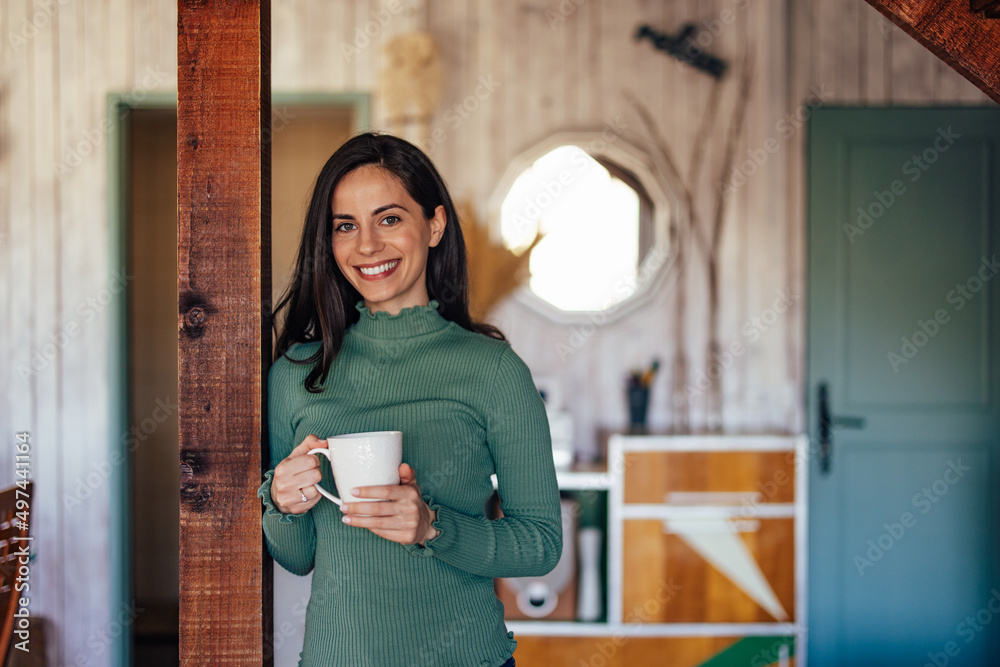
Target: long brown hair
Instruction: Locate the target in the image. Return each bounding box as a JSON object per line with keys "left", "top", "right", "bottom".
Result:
{"left": 272, "top": 132, "right": 504, "bottom": 392}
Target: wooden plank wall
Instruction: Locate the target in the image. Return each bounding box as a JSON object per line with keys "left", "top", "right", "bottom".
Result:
{"left": 0, "top": 0, "right": 991, "bottom": 664}
{"left": 0, "top": 1, "right": 179, "bottom": 665}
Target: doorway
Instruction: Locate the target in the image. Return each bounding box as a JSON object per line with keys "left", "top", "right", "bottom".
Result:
{"left": 807, "top": 107, "right": 1000, "bottom": 665}
{"left": 127, "top": 107, "right": 179, "bottom": 665}
{"left": 119, "top": 95, "right": 365, "bottom": 665}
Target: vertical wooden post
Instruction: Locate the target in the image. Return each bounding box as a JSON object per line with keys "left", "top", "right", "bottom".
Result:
{"left": 177, "top": 2, "right": 271, "bottom": 665}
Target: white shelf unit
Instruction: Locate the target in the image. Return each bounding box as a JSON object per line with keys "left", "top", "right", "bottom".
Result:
{"left": 503, "top": 467, "right": 612, "bottom": 637}
{"left": 507, "top": 620, "right": 802, "bottom": 638}
{"left": 606, "top": 434, "right": 808, "bottom": 666}
{"left": 492, "top": 466, "right": 612, "bottom": 630}
{"left": 502, "top": 434, "right": 808, "bottom": 667}
{"left": 491, "top": 468, "right": 614, "bottom": 492}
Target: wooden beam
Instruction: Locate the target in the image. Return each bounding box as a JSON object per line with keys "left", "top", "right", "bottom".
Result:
{"left": 177, "top": 2, "right": 272, "bottom": 665}
{"left": 971, "top": 0, "right": 1000, "bottom": 19}
{"left": 864, "top": 0, "right": 1000, "bottom": 103}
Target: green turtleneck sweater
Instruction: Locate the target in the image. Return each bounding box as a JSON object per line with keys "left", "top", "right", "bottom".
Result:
{"left": 257, "top": 301, "right": 562, "bottom": 667}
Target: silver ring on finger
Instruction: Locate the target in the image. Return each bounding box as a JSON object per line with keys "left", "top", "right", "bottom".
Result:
{"left": 300, "top": 490, "right": 309, "bottom": 503}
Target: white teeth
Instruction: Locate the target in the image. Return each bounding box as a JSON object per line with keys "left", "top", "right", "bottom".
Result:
{"left": 359, "top": 260, "right": 399, "bottom": 276}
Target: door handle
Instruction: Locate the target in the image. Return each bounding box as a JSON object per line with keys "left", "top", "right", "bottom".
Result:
{"left": 817, "top": 382, "right": 866, "bottom": 475}
{"left": 819, "top": 383, "right": 832, "bottom": 474}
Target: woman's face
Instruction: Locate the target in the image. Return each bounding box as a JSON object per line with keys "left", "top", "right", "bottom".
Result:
{"left": 331, "top": 165, "right": 446, "bottom": 316}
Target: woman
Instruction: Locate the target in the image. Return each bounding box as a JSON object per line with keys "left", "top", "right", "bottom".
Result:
{"left": 257, "top": 132, "right": 562, "bottom": 667}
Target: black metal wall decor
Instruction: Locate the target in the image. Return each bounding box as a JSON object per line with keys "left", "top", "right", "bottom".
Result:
{"left": 635, "top": 24, "right": 728, "bottom": 79}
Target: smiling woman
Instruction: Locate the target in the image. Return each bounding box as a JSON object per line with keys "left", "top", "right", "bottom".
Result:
{"left": 260, "top": 133, "right": 562, "bottom": 667}
{"left": 330, "top": 165, "right": 446, "bottom": 316}
{"left": 272, "top": 133, "right": 507, "bottom": 392}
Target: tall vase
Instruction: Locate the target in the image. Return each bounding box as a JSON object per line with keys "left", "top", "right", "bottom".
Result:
{"left": 576, "top": 527, "right": 603, "bottom": 622}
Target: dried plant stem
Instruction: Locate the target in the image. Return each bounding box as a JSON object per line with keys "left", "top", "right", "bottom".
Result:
{"left": 705, "top": 50, "right": 754, "bottom": 431}
{"left": 687, "top": 79, "right": 725, "bottom": 258}
{"left": 625, "top": 47, "right": 753, "bottom": 433}
{"left": 626, "top": 92, "right": 694, "bottom": 433}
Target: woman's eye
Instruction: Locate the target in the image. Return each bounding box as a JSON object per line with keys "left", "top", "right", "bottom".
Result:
{"left": 381, "top": 215, "right": 401, "bottom": 226}
{"left": 334, "top": 222, "right": 356, "bottom": 233}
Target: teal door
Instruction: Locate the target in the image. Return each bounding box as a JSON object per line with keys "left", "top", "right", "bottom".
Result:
{"left": 808, "top": 108, "right": 1000, "bottom": 666}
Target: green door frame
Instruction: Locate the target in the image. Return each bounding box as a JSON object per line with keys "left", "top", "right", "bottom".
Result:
{"left": 106, "top": 91, "right": 370, "bottom": 666}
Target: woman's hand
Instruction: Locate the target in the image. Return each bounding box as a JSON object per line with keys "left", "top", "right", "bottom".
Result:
{"left": 270, "top": 435, "right": 326, "bottom": 514}
{"left": 340, "top": 463, "right": 439, "bottom": 546}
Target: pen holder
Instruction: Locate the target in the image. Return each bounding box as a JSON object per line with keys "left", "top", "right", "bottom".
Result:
{"left": 627, "top": 385, "right": 650, "bottom": 434}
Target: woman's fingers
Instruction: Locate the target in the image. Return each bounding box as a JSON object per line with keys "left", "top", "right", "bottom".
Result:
{"left": 290, "top": 466, "right": 324, "bottom": 490}
{"left": 342, "top": 510, "right": 423, "bottom": 542}
{"left": 274, "top": 467, "right": 322, "bottom": 499}
{"left": 398, "top": 462, "right": 416, "bottom": 485}
{"left": 271, "top": 435, "right": 326, "bottom": 513}
{"left": 275, "top": 436, "right": 324, "bottom": 479}
{"left": 280, "top": 453, "right": 321, "bottom": 478}
{"left": 349, "top": 478, "right": 420, "bottom": 503}
{"left": 285, "top": 462, "right": 434, "bottom": 544}
{"left": 300, "top": 484, "right": 324, "bottom": 504}
{"left": 342, "top": 483, "right": 420, "bottom": 513}
{"left": 290, "top": 434, "right": 327, "bottom": 457}
{"left": 341, "top": 470, "right": 436, "bottom": 544}
{"left": 353, "top": 464, "right": 418, "bottom": 501}
{"left": 274, "top": 456, "right": 320, "bottom": 489}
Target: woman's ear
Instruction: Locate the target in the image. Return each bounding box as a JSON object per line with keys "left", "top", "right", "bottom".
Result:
{"left": 428, "top": 205, "right": 447, "bottom": 248}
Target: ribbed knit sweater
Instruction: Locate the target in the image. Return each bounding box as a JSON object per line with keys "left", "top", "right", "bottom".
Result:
{"left": 258, "top": 301, "right": 562, "bottom": 667}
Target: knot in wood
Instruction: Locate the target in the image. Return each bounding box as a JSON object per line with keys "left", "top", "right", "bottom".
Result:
{"left": 186, "top": 307, "right": 205, "bottom": 328}
{"left": 180, "top": 480, "right": 212, "bottom": 512}
{"left": 179, "top": 293, "right": 213, "bottom": 339}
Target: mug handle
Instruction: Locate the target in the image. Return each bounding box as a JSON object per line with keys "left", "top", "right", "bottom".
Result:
{"left": 307, "top": 446, "right": 342, "bottom": 506}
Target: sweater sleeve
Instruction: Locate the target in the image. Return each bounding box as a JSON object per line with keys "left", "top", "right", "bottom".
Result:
{"left": 406, "top": 346, "right": 563, "bottom": 579}
{"left": 258, "top": 357, "right": 317, "bottom": 576}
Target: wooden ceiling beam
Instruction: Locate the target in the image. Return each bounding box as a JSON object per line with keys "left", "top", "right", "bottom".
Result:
{"left": 971, "top": 0, "right": 1000, "bottom": 18}
{"left": 865, "top": 0, "right": 1000, "bottom": 103}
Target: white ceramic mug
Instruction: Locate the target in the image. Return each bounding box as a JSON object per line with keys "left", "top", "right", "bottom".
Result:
{"left": 308, "top": 431, "right": 402, "bottom": 505}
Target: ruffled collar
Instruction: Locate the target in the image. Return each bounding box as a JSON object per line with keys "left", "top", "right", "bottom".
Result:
{"left": 351, "top": 300, "right": 451, "bottom": 339}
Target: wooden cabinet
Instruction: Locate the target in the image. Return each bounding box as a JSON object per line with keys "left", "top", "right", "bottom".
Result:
{"left": 510, "top": 435, "right": 807, "bottom": 667}
{"left": 511, "top": 635, "right": 756, "bottom": 666}
{"left": 622, "top": 518, "right": 796, "bottom": 624}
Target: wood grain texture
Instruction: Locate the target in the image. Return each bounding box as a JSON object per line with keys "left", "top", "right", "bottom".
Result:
{"left": 176, "top": 2, "right": 272, "bottom": 664}
{"left": 513, "top": 634, "right": 742, "bottom": 666}
{"left": 624, "top": 451, "right": 796, "bottom": 504}
{"left": 865, "top": 0, "right": 1000, "bottom": 103}
{"left": 623, "top": 519, "right": 796, "bottom": 623}
{"left": 971, "top": 0, "right": 1000, "bottom": 17}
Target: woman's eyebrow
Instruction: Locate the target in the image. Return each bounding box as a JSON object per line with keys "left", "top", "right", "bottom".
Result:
{"left": 371, "top": 203, "right": 409, "bottom": 216}
{"left": 331, "top": 203, "right": 410, "bottom": 221}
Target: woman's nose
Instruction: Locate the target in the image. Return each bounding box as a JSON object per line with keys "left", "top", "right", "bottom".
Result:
{"left": 356, "top": 224, "right": 383, "bottom": 255}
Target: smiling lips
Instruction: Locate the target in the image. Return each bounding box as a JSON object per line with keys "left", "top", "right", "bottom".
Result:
{"left": 356, "top": 259, "right": 400, "bottom": 280}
